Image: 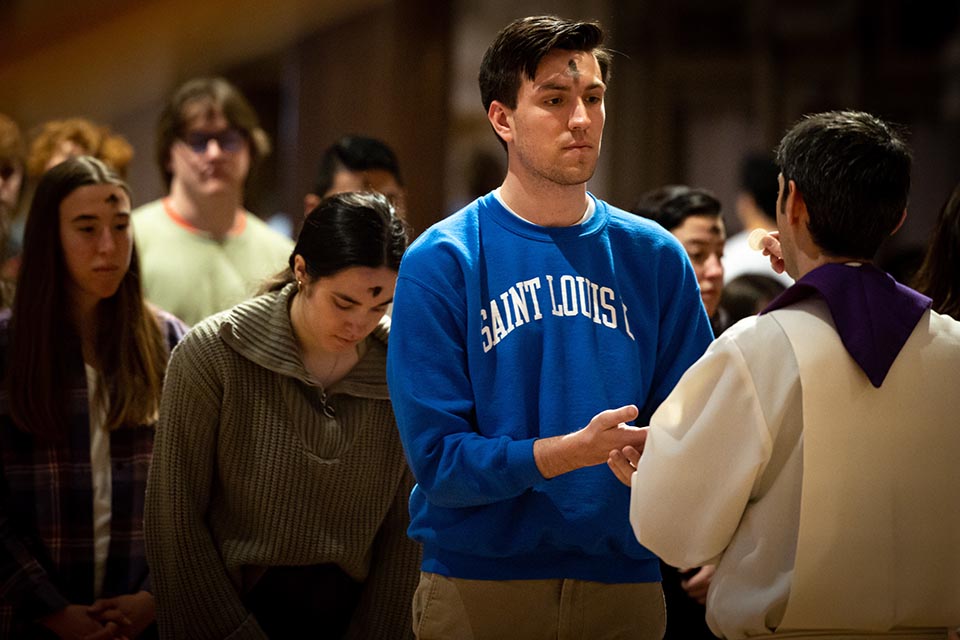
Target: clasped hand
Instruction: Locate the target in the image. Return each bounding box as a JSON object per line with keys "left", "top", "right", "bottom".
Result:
{"left": 42, "top": 591, "right": 155, "bottom": 640}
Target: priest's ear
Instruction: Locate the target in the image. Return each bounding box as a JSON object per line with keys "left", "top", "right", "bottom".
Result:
{"left": 783, "top": 179, "right": 807, "bottom": 227}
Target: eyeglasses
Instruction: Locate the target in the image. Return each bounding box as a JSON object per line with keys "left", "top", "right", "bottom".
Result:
{"left": 179, "top": 128, "right": 246, "bottom": 153}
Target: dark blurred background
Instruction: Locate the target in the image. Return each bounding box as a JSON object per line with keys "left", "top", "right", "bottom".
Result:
{"left": 3, "top": 0, "right": 958, "bottom": 266}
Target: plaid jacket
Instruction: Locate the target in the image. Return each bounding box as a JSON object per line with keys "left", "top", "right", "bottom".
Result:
{"left": 0, "top": 310, "right": 186, "bottom": 638}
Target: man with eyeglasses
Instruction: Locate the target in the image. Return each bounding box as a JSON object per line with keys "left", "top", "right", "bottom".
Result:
{"left": 133, "top": 77, "right": 292, "bottom": 325}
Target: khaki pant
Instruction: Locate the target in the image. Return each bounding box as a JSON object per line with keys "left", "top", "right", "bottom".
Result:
{"left": 412, "top": 572, "right": 666, "bottom": 640}
{"left": 750, "top": 631, "right": 950, "bottom": 640}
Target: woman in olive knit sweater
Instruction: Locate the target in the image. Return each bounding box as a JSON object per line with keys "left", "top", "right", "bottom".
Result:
{"left": 144, "top": 192, "right": 419, "bottom": 639}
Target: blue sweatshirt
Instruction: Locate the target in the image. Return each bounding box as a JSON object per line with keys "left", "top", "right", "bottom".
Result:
{"left": 387, "top": 192, "right": 713, "bottom": 583}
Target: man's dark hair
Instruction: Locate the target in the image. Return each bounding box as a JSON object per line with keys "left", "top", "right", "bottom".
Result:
{"left": 312, "top": 135, "right": 402, "bottom": 197}
{"left": 739, "top": 153, "right": 779, "bottom": 221}
{"left": 260, "top": 191, "right": 409, "bottom": 294}
{"left": 631, "top": 185, "right": 722, "bottom": 232}
{"left": 720, "top": 274, "right": 787, "bottom": 325}
{"left": 479, "top": 15, "right": 611, "bottom": 114}
{"left": 776, "top": 110, "right": 911, "bottom": 260}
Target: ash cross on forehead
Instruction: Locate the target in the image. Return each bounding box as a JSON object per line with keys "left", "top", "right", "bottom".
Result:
{"left": 567, "top": 59, "right": 580, "bottom": 78}
{"left": 105, "top": 192, "right": 121, "bottom": 204}
{"left": 370, "top": 286, "right": 383, "bottom": 298}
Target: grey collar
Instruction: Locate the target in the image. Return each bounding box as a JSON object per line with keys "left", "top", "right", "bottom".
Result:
{"left": 218, "top": 282, "right": 390, "bottom": 399}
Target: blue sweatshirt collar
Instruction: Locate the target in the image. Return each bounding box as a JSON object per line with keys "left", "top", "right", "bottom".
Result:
{"left": 481, "top": 191, "right": 608, "bottom": 242}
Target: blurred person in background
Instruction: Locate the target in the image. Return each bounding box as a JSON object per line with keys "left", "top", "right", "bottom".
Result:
{"left": 133, "top": 77, "right": 292, "bottom": 326}
{"left": 912, "top": 179, "right": 960, "bottom": 319}
{"left": 633, "top": 185, "right": 729, "bottom": 337}
{"left": 723, "top": 153, "right": 793, "bottom": 287}
{"left": 304, "top": 134, "right": 405, "bottom": 216}
{"left": 0, "top": 114, "right": 25, "bottom": 304}
{"left": 266, "top": 134, "right": 407, "bottom": 239}
{"left": 27, "top": 117, "right": 134, "bottom": 178}
{"left": 719, "top": 273, "right": 786, "bottom": 328}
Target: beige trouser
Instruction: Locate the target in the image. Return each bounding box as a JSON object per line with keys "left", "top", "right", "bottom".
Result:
{"left": 750, "top": 630, "right": 951, "bottom": 640}
{"left": 412, "top": 571, "right": 665, "bottom": 640}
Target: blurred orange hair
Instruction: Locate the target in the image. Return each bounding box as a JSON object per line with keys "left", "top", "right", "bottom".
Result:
{"left": 27, "top": 117, "right": 133, "bottom": 178}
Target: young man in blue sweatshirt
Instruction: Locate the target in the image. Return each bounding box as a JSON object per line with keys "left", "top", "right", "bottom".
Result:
{"left": 387, "top": 15, "right": 713, "bottom": 639}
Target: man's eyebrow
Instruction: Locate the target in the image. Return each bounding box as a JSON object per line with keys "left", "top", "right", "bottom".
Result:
{"left": 534, "top": 73, "right": 605, "bottom": 92}
{"left": 534, "top": 80, "right": 572, "bottom": 92}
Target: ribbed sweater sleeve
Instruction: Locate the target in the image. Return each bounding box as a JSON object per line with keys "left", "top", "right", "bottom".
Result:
{"left": 145, "top": 328, "right": 266, "bottom": 639}
{"left": 345, "top": 468, "right": 419, "bottom": 639}
{"left": 146, "top": 290, "right": 417, "bottom": 638}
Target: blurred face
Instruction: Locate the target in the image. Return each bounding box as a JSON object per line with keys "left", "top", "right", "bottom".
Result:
{"left": 45, "top": 139, "right": 88, "bottom": 171}
{"left": 672, "top": 214, "right": 726, "bottom": 316}
{"left": 0, "top": 159, "right": 23, "bottom": 214}
{"left": 59, "top": 183, "right": 133, "bottom": 311}
{"left": 304, "top": 168, "right": 406, "bottom": 217}
{"left": 327, "top": 169, "right": 404, "bottom": 203}
{"left": 499, "top": 48, "right": 605, "bottom": 187}
{"left": 293, "top": 259, "right": 397, "bottom": 354}
{"left": 168, "top": 100, "right": 250, "bottom": 197}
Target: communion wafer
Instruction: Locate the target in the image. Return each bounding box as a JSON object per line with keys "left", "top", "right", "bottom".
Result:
{"left": 747, "top": 228, "right": 770, "bottom": 251}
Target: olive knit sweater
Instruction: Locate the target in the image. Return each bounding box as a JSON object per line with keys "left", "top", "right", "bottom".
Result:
{"left": 145, "top": 284, "right": 419, "bottom": 639}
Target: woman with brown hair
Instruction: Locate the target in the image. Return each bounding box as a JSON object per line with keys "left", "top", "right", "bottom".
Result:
{"left": 0, "top": 156, "right": 186, "bottom": 638}
{"left": 145, "top": 191, "right": 419, "bottom": 639}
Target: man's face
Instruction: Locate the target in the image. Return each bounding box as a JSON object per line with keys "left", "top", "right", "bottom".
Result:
{"left": 500, "top": 48, "right": 605, "bottom": 187}
{"left": 167, "top": 100, "right": 250, "bottom": 199}
{"left": 671, "top": 214, "right": 726, "bottom": 316}
{"left": 327, "top": 168, "right": 402, "bottom": 200}
{"left": 303, "top": 168, "right": 406, "bottom": 218}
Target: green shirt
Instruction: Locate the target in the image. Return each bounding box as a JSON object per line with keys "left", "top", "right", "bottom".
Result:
{"left": 133, "top": 198, "right": 293, "bottom": 325}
